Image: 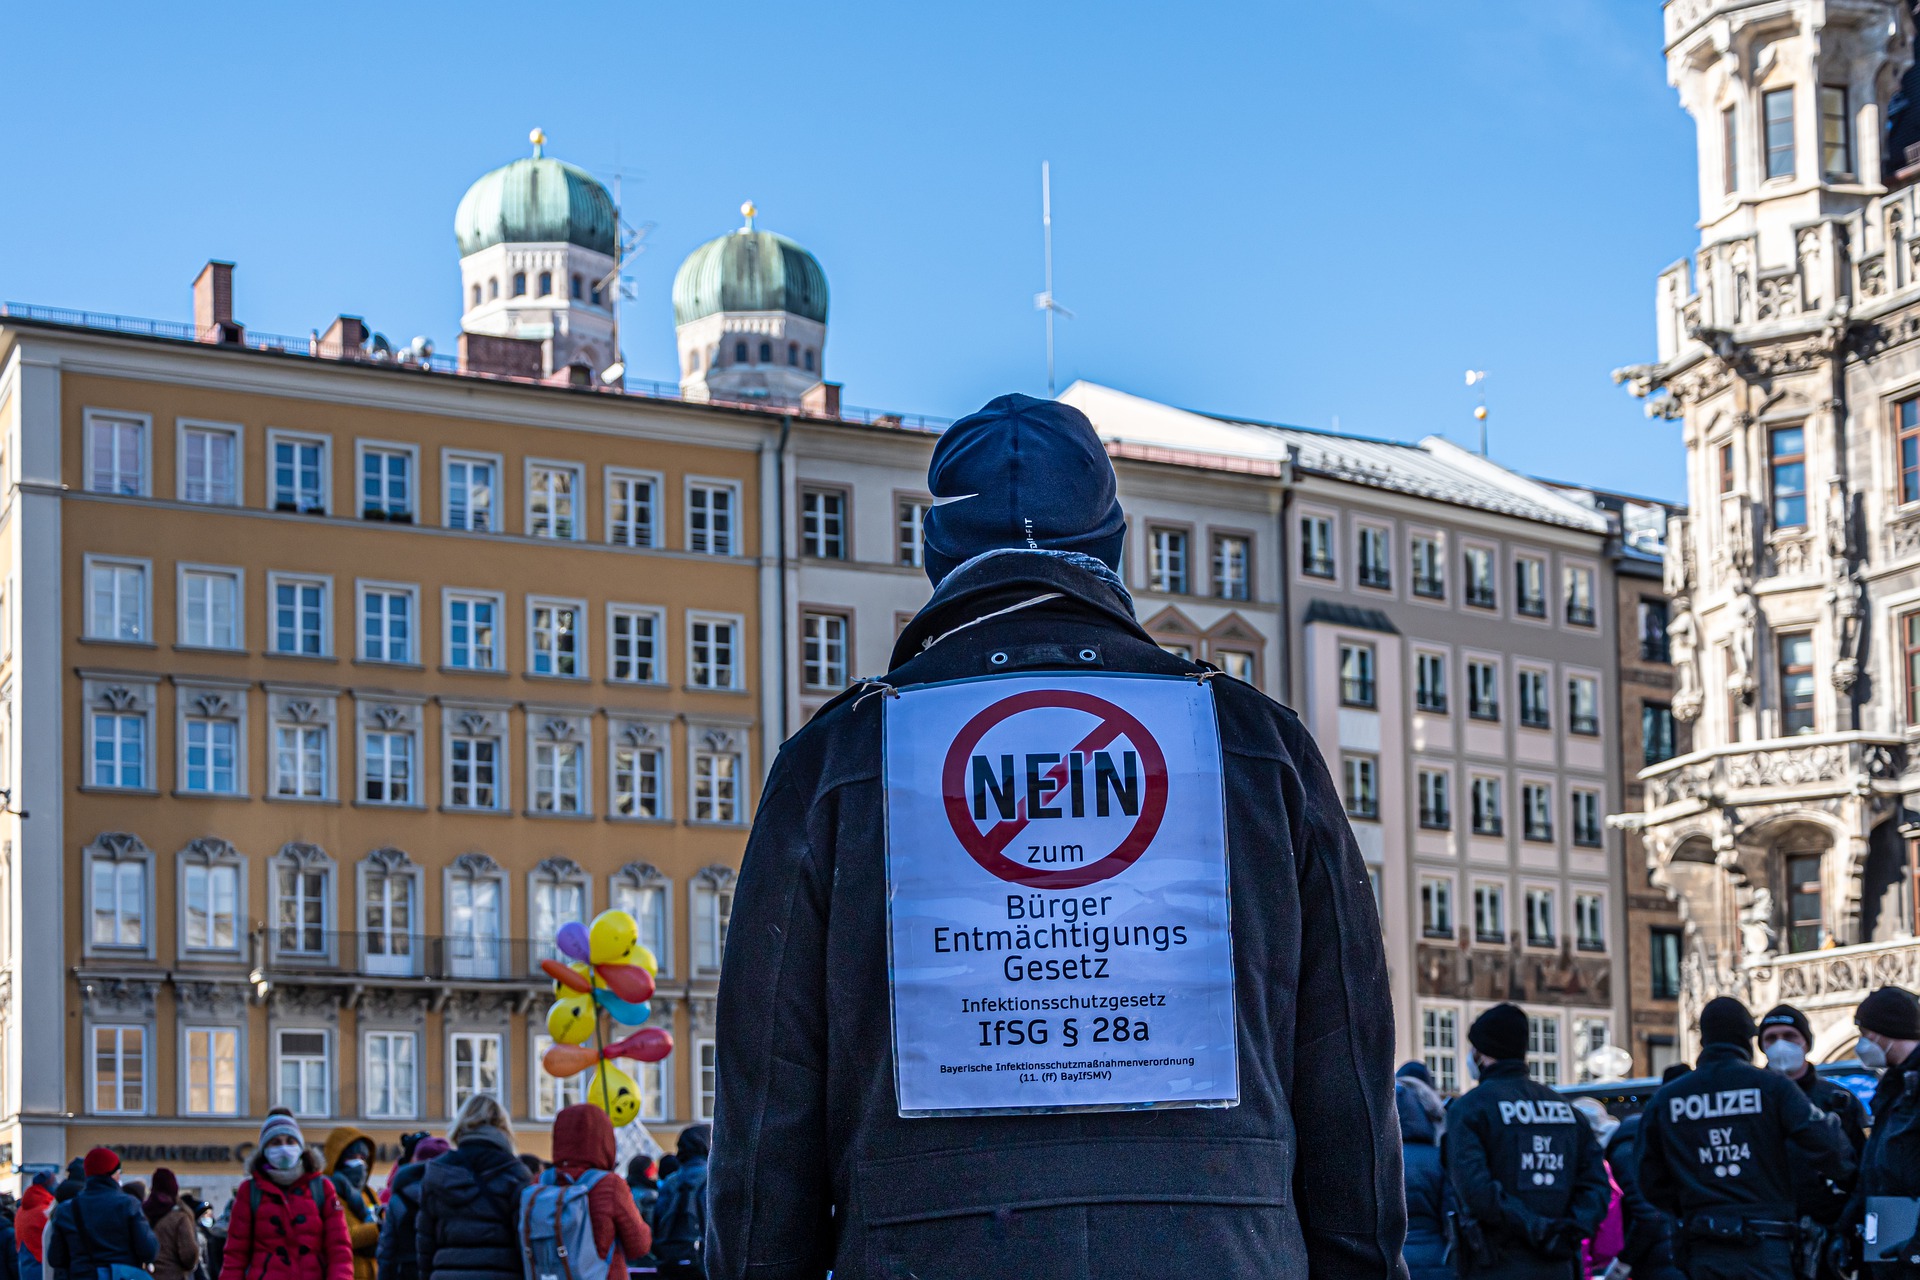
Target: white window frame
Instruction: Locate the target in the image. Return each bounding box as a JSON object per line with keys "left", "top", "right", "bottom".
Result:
{"left": 1356, "top": 523, "right": 1392, "bottom": 590}
{"left": 181, "top": 1024, "right": 242, "bottom": 1117}
{"left": 530, "top": 736, "right": 588, "bottom": 815}
{"left": 176, "top": 684, "right": 248, "bottom": 796}
{"left": 1469, "top": 774, "right": 1503, "bottom": 836}
{"left": 1414, "top": 649, "right": 1448, "bottom": 714}
{"left": 270, "top": 846, "right": 334, "bottom": 960}
{"left": 271, "top": 715, "right": 331, "bottom": 802}
{"left": 1571, "top": 787, "right": 1605, "bottom": 847}
{"left": 688, "top": 612, "right": 744, "bottom": 691}
{"left": 691, "top": 739, "right": 746, "bottom": 825}
{"left": 606, "top": 468, "right": 661, "bottom": 548}
{"left": 694, "top": 1038, "right": 718, "bottom": 1121}
{"left": 528, "top": 863, "right": 592, "bottom": 968}
{"left": 447, "top": 1030, "right": 504, "bottom": 1115}
{"left": 177, "top": 564, "right": 245, "bottom": 651}
{"left": 1420, "top": 875, "right": 1454, "bottom": 938}
{"left": 609, "top": 727, "right": 669, "bottom": 821}
{"left": 1524, "top": 885, "right": 1557, "bottom": 949}
{"left": 1521, "top": 780, "right": 1554, "bottom": 842}
{"left": 357, "top": 848, "right": 422, "bottom": 978}
{"left": 1417, "top": 766, "right": 1451, "bottom": 830}
{"left": 1564, "top": 561, "right": 1600, "bottom": 627}
{"left": 1462, "top": 542, "right": 1498, "bottom": 609}
{"left": 526, "top": 459, "right": 586, "bottom": 541}
{"left": 1473, "top": 880, "right": 1507, "bottom": 943}
{"left": 801, "top": 611, "right": 849, "bottom": 691}
{"left": 1575, "top": 890, "right": 1607, "bottom": 953}
{"left": 442, "top": 589, "right": 506, "bottom": 672}
{"left": 357, "top": 580, "right": 420, "bottom": 665}
{"left": 85, "top": 835, "right": 155, "bottom": 958}
{"left": 691, "top": 866, "right": 736, "bottom": 975}
{"left": 273, "top": 1026, "right": 332, "bottom": 1118}
{"left": 800, "top": 487, "right": 849, "bottom": 560}
{"left": 607, "top": 605, "right": 665, "bottom": 685}
{"left": 443, "top": 706, "right": 509, "bottom": 813}
{"left": 179, "top": 840, "right": 245, "bottom": 956}
{"left": 85, "top": 555, "right": 152, "bottom": 644}
{"left": 1517, "top": 667, "right": 1551, "bottom": 730}
{"left": 362, "top": 1029, "right": 420, "bottom": 1120}
{"left": 532, "top": 1032, "right": 590, "bottom": 1119}
{"left": 1573, "top": 1016, "right": 1613, "bottom": 1082}
{"left": 1514, "top": 553, "right": 1548, "bottom": 619}
{"left": 612, "top": 863, "right": 672, "bottom": 978}
{"left": 357, "top": 440, "right": 419, "bottom": 522}
{"left": 84, "top": 409, "right": 152, "bottom": 497}
{"left": 90, "top": 1024, "right": 149, "bottom": 1115}
{"left": 267, "top": 572, "right": 333, "bottom": 658}
{"left": 266, "top": 428, "right": 331, "bottom": 515}
{"left": 1298, "top": 509, "right": 1337, "bottom": 579}
{"left": 441, "top": 449, "right": 502, "bottom": 533}
{"left": 1420, "top": 1005, "right": 1461, "bottom": 1095}
{"left": 686, "top": 478, "right": 740, "bottom": 556}
{"left": 90, "top": 706, "right": 149, "bottom": 792}
{"left": 1526, "top": 1012, "right": 1563, "bottom": 1085}
{"left": 176, "top": 418, "right": 244, "bottom": 506}
{"left": 360, "top": 720, "right": 419, "bottom": 807}
{"left": 527, "top": 596, "right": 587, "bottom": 679}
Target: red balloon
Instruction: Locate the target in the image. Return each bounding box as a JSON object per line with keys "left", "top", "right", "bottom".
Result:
{"left": 604, "top": 1027, "right": 673, "bottom": 1063}
{"left": 596, "top": 963, "right": 654, "bottom": 1004}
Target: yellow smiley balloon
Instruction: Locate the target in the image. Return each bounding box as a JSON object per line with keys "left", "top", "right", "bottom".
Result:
{"left": 585, "top": 1061, "right": 640, "bottom": 1127}
{"left": 545, "top": 992, "right": 597, "bottom": 1045}
{"left": 588, "top": 909, "right": 639, "bottom": 966}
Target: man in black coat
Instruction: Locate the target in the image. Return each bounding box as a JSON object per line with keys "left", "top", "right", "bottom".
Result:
{"left": 707, "top": 394, "right": 1405, "bottom": 1280}
{"left": 45, "top": 1148, "right": 157, "bottom": 1280}
{"left": 1441, "top": 1004, "right": 1610, "bottom": 1278}
{"left": 1759, "top": 1001, "right": 1865, "bottom": 1275}
{"left": 1845, "top": 986, "right": 1920, "bottom": 1279}
{"left": 1639, "top": 997, "right": 1854, "bottom": 1280}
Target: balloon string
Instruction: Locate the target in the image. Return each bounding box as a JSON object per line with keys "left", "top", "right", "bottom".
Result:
{"left": 592, "top": 976, "right": 613, "bottom": 1115}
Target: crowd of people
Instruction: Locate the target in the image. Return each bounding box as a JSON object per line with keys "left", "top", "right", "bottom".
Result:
{"left": 1399, "top": 987, "right": 1920, "bottom": 1279}
{"left": 6, "top": 1102, "right": 716, "bottom": 1280}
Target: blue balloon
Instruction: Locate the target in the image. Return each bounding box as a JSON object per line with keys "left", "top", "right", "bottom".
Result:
{"left": 594, "top": 990, "right": 650, "bottom": 1025}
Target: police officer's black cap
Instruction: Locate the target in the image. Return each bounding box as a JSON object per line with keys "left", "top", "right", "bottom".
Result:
{"left": 1760, "top": 1004, "right": 1813, "bottom": 1046}
{"left": 1856, "top": 986, "right": 1920, "bottom": 1040}
{"left": 1698, "top": 995, "right": 1758, "bottom": 1046}
{"left": 1468, "top": 1002, "right": 1528, "bottom": 1061}
{"left": 1660, "top": 1062, "right": 1692, "bottom": 1083}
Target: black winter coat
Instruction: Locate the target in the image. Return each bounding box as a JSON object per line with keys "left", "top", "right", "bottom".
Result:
{"left": 414, "top": 1131, "right": 531, "bottom": 1280}
{"left": 707, "top": 551, "right": 1406, "bottom": 1280}
{"left": 1639, "top": 1042, "right": 1853, "bottom": 1223}
{"left": 377, "top": 1161, "right": 427, "bottom": 1280}
{"left": 1850, "top": 1045, "right": 1920, "bottom": 1278}
{"left": 1442, "top": 1061, "right": 1610, "bottom": 1280}
{"left": 1396, "top": 1081, "right": 1448, "bottom": 1280}
{"left": 1607, "top": 1113, "right": 1680, "bottom": 1276}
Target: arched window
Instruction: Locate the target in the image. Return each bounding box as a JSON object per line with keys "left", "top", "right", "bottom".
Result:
{"left": 735, "top": 340, "right": 749, "bottom": 363}
{"left": 590, "top": 282, "right": 603, "bottom": 306}
{"left": 570, "top": 274, "right": 583, "bottom": 300}
{"left": 787, "top": 342, "right": 798, "bottom": 366}
{"left": 538, "top": 271, "right": 553, "bottom": 296}
{"left": 759, "top": 341, "right": 772, "bottom": 363}
{"left": 804, "top": 348, "right": 816, "bottom": 372}
{"left": 512, "top": 272, "right": 527, "bottom": 297}
{"left": 488, "top": 278, "right": 499, "bottom": 301}
{"left": 470, "top": 284, "right": 481, "bottom": 308}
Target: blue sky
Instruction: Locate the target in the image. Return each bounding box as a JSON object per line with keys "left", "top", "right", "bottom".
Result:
{"left": 0, "top": 1, "right": 1698, "bottom": 499}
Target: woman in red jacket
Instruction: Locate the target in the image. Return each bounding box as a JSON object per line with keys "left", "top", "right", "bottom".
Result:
{"left": 546, "top": 1105, "right": 650, "bottom": 1273}
{"left": 220, "top": 1112, "right": 354, "bottom": 1280}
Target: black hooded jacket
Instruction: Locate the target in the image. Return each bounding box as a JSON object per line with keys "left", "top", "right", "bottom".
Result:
{"left": 707, "top": 551, "right": 1406, "bottom": 1280}
{"left": 414, "top": 1129, "right": 531, "bottom": 1280}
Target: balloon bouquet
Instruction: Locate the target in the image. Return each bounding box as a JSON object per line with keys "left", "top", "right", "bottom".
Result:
{"left": 540, "top": 909, "right": 674, "bottom": 1126}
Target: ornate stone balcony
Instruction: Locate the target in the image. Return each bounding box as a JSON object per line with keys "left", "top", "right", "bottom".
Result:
{"left": 1742, "top": 937, "right": 1920, "bottom": 1053}
{"left": 1639, "top": 731, "right": 1906, "bottom": 817}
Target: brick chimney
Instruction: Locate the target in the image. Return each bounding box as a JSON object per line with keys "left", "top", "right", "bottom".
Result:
{"left": 192, "top": 261, "right": 243, "bottom": 345}
{"left": 317, "top": 316, "right": 370, "bottom": 359}
{"left": 458, "top": 332, "right": 545, "bottom": 380}
{"left": 801, "top": 381, "right": 842, "bottom": 419}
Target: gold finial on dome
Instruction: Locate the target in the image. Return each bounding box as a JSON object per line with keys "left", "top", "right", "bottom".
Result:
{"left": 530, "top": 127, "right": 547, "bottom": 158}
{"left": 740, "top": 200, "right": 757, "bottom": 231}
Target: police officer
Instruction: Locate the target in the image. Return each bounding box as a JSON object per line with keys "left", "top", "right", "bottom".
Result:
{"left": 1846, "top": 986, "right": 1920, "bottom": 1279}
{"left": 1639, "top": 996, "right": 1854, "bottom": 1280}
{"left": 704, "top": 395, "right": 1407, "bottom": 1279}
{"left": 1760, "top": 1003, "right": 1865, "bottom": 1279}
{"left": 1443, "top": 1003, "right": 1610, "bottom": 1278}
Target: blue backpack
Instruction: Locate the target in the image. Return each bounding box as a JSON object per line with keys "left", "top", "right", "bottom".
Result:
{"left": 518, "top": 1169, "right": 616, "bottom": 1280}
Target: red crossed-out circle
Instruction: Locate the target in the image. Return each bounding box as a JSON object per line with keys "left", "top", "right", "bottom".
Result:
{"left": 940, "top": 688, "right": 1169, "bottom": 889}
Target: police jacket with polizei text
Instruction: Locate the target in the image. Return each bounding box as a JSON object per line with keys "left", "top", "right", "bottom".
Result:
{"left": 704, "top": 550, "right": 1406, "bottom": 1280}
{"left": 1851, "top": 1043, "right": 1920, "bottom": 1209}
{"left": 1443, "top": 1060, "right": 1611, "bottom": 1249}
{"left": 1638, "top": 1042, "right": 1855, "bottom": 1222}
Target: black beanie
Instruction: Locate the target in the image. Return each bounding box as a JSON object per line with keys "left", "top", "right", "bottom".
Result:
{"left": 1699, "top": 996, "right": 1757, "bottom": 1047}
{"left": 1661, "top": 1062, "right": 1692, "bottom": 1084}
{"left": 1469, "top": 1003, "right": 1529, "bottom": 1061}
{"left": 1760, "top": 1004, "right": 1814, "bottom": 1046}
{"left": 1856, "top": 986, "right": 1920, "bottom": 1040}
{"left": 921, "top": 394, "right": 1126, "bottom": 585}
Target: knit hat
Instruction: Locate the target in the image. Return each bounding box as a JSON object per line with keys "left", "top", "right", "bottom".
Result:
{"left": 920, "top": 394, "right": 1126, "bottom": 585}
{"left": 1661, "top": 1062, "right": 1693, "bottom": 1083}
{"left": 82, "top": 1147, "right": 120, "bottom": 1178}
{"left": 29, "top": 1172, "right": 54, "bottom": 1191}
{"left": 1468, "top": 1003, "right": 1529, "bottom": 1061}
{"left": 1856, "top": 986, "right": 1920, "bottom": 1040}
{"left": 412, "top": 1136, "right": 450, "bottom": 1163}
{"left": 1760, "top": 1003, "right": 1814, "bottom": 1046}
{"left": 259, "top": 1112, "right": 305, "bottom": 1149}
{"left": 1699, "top": 996, "right": 1758, "bottom": 1046}
{"left": 1395, "top": 1060, "right": 1436, "bottom": 1089}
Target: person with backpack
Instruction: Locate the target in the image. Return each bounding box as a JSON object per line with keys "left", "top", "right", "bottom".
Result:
{"left": 376, "top": 1138, "right": 445, "bottom": 1280}
{"left": 520, "top": 1106, "right": 650, "bottom": 1280}
{"left": 625, "top": 1158, "right": 658, "bottom": 1227}
{"left": 650, "top": 1126, "right": 709, "bottom": 1277}
{"left": 45, "top": 1148, "right": 157, "bottom": 1280}
{"left": 322, "top": 1129, "right": 380, "bottom": 1280}
{"left": 145, "top": 1169, "right": 200, "bottom": 1280}
{"left": 218, "top": 1114, "right": 353, "bottom": 1280}
{"left": 414, "top": 1095, "right": 529, "bottom": 1280}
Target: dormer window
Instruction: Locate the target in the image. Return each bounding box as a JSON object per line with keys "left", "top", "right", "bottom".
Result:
{"left": 538, "top": 271, "right": 553, "bottom": 296}
{"left": 512, "top": 271, "right": 527, "bottom": 297}
{"left": 1821, "top": 86, "right": 1852, "bottom": 179}
{"left": 1764, "top": 88, "right": 1795, "bottom": 179}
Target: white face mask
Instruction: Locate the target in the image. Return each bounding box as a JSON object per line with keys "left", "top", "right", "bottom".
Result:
{"left": 1765, "top": 1040, "right": 1808, "bottom": 1074}
{"left": 1857, "top": 1036, "right": 1889, "bottom": 1070}
{"left": 1467, "top": 1055, "right": 1483, "bottom": 1082}
{"left": 264, "top": 1143, "right": 303, "bottom": 1171}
